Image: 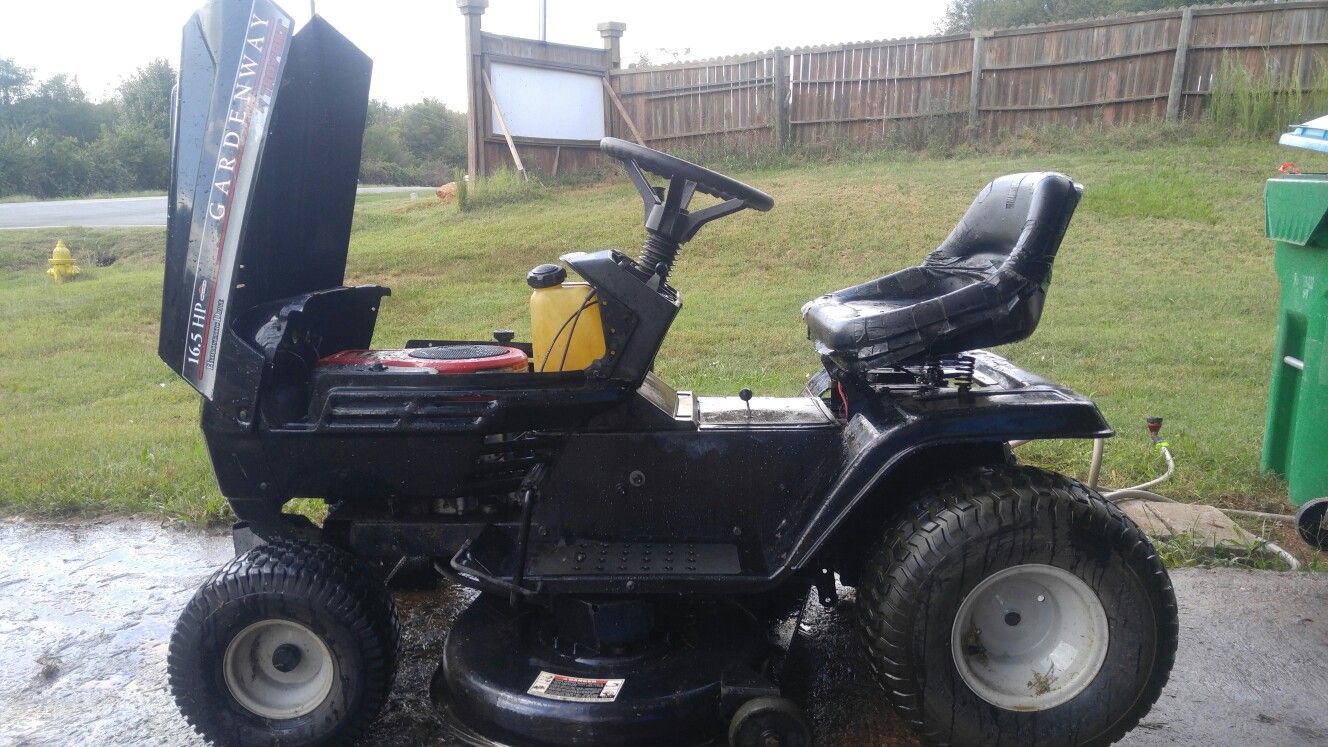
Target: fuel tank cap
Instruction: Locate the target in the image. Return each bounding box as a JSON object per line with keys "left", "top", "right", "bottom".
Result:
{"left": 527, "top": 263, "right": 567, "bottom": 289}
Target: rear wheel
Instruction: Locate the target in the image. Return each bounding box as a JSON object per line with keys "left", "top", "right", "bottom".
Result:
{"left": 857, "top": 465, "right": 1177, "bottom": 746}
{"left": 1297, "top": 498, "right": 1328, "bottom": 549}
{"left": 168, "top": 539, "right": 399, "bottom": 746}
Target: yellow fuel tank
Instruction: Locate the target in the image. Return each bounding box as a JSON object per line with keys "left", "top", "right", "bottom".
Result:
{"left": 530, "top": 282, "right": 606, "bottom": 372}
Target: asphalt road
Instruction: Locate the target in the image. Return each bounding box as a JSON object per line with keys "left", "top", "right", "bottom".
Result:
{"left": 0, "top": 519, "right": 1324, "bottom": 746}
{"left": 0, "top": 187, "right": 430, "bottom": 230}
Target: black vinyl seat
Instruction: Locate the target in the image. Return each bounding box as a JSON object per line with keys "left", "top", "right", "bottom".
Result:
{"left": 802, "top": 172, "right": 1083, "bottom": 373}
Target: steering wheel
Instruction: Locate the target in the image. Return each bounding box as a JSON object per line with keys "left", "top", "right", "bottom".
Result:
{"left": 599, "top": 138, "right": 773, "bottom": 281}
{"left": 601, "top": 137, "right": 774, "bottom": 213}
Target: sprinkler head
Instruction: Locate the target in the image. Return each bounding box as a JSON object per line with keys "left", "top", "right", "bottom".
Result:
{"left": 1145, "top": 416, "right": 1163, "bottom": 444}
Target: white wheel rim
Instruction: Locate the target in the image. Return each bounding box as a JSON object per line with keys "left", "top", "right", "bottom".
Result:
{"left": 223, "top": 619, "right": 335, "bottom": 719}
{"left": 950, "top": 564, "right": 1109, "bottom": 711}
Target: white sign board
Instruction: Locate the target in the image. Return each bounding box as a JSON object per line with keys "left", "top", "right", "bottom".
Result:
{"left": 489, "top": 62, "right": 605, "bottom": 141}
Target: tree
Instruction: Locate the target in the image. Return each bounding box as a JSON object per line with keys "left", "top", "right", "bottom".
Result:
{"left": 0, "top": 58, "right": 33, "bottom": 107}
{"left": 116, "top": 59, "right": 176, "bottom": 135}
{"left": 365, "top": 98, "right": 401, "bottom": 128}
{"left": 94, "top": 125, "right": 170, "bottom": 190}
{"left": 0, "top": 130, "right": 32, "bottom": 195}
{"left": 361, "top": 123, "right": 406, "bottom": 164}
{"left": 940, "top": 0, "right": 1241, "bottom": 33}
{"left": 628, "top": 47, "right": 692, "bottom": 69}
{"left": 357, "top": 99, "right": 467, "bottom": 186}
{"left": 398, "top": 98, "right": 464, "bottom": 162}
{"left": 0, "top": 53, "right": 460, "bottom": 197}
{"left": 22, "top": 132, "right": 94, "bottom": 197}
{"left": 7, "top": 74, "right": 112, "bottom": 142}
{"left": 0, "top": 60, "right": 158, "bottom": 197}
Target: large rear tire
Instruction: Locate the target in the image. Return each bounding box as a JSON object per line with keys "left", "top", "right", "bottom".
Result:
{"left": 168, "top": 539, "right": 400, "bottom": 746}
{"left": 857, "top": 465, "right": 1177, "bottom": 746}
{"left": 1297, "top": 498, "right": 1328, "bottom": 549}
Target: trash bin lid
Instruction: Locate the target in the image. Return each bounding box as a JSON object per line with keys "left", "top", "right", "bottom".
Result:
{"left": 1267, "top": 176, "right": 1328, "bottom": 246}
{"left": 1280, "top": 114, "right": 1328, "bottom": 153}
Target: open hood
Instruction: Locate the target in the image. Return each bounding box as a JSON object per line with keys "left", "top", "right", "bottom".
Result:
{"left": 158, "top": 0, "right": 371, "bottom": 402}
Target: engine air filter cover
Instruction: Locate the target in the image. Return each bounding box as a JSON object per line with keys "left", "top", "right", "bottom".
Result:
{"left": 409, "top": 344, "right": 510, "bottom": 360}
{"left": 318, "top": 344, "right": 528, "bottom": 373}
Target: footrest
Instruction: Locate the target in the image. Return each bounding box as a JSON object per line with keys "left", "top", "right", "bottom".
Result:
{"left": 527, "top": 541, "right": 741, "bottom": 576}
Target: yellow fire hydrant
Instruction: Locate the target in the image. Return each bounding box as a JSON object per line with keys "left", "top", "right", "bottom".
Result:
{"left": 46, "top": 239, "right": 80, "bottom": 283}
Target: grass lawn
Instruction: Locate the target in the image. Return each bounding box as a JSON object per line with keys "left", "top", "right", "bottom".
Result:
{"left": 1, "top": 137, "right": 1324, "bottom": 530}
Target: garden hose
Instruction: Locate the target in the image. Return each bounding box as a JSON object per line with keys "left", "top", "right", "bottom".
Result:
{"left": 1013, "top": 424, "right": 1300, "bottom": 570}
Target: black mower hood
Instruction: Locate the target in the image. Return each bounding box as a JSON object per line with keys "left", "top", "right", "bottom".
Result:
{"left": 158, "top": 0, "right": 370, "bottom": 401}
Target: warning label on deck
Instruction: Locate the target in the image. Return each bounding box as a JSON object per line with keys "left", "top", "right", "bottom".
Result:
{"left": 527, "top": 671, "right": 624, "bottom": 703}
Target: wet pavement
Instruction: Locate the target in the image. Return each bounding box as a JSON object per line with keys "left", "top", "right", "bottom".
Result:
{"left": 1, "top": 519, "right": 1325, "bottom": 746}
{"left": 0, "top": 520, "right": 232, "bottom": 746}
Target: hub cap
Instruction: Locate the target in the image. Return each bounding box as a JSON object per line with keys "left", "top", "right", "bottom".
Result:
{"left": 950, "top": 564, "right": 1108, "bottom": 711}
{"left": 223, "top": 619, "right": 335, "bottom": 719}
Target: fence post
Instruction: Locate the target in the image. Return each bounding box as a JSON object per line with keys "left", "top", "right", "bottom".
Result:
{"left": 1166, "top": 8, "right": 1194, "bottom": 121}
{"left": 968, "top": 32, "right": 986, "bottom": 133}
{"left": 457, "top": 0, "right": 488, "bottom": 180}
{"left": 598, "top": 22, "right": 626, "bottom": 69}
{"left": 772, "top": 48, "right": 790, "bottom": 148}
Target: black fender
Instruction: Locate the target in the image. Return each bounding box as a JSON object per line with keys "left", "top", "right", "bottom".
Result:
{"left": 785, "top": 350, "right": 1112, "bottom": 573}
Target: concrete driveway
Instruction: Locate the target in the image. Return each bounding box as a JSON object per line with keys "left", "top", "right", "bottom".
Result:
{"left": 0, "top": 187, "right": 430, "bottom": 230}
{"left": 0, "top": 519, "right": 1323, "bottom": 746}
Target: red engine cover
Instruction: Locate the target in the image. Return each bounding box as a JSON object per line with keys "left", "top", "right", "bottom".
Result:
{"left": 318, "top": 344, "right": 529, "bottom": 374}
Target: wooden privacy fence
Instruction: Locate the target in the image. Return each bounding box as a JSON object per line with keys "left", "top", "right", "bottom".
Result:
{"left": 603, "top": 0, "right": 1328, "bottom": 151}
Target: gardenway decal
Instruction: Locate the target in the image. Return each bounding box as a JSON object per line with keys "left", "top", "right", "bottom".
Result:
{"left": 183, "top": 1, "right": 290, "bottom": 398}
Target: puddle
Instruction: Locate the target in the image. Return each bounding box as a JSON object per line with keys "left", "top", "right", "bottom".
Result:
{"left": 0, "top": 520, "right": 231, "bottom": 746}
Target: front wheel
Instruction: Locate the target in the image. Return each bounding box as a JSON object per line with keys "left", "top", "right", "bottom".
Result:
{"left": 857, "top": 466, "right": 1178, "bottom": 746}
{"left": 168, "top": 540, "right": 400, "bottom": 746}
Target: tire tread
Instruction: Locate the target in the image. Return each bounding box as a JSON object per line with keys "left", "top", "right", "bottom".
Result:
{"left": 168, "top": 539, "right": 400, "bottom": 746}
{"left": 856, "top": 465, "right": 1179, "bottom": 747}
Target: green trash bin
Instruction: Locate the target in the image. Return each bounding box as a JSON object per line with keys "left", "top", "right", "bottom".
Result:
{"left": 1262, "top": 174, "right": 1328, "bottom": 508}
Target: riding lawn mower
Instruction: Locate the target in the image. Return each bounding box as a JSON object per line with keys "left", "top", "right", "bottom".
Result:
{"left": 159, "top": 3, "right": 1178, "bottom": 745}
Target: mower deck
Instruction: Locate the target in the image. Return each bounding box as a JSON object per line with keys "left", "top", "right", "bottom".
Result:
{"left": 432, "top": 596, "right": 775, "bottom": 747}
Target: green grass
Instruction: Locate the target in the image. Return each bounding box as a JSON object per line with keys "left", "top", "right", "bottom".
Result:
{"left": 2, "top": 136, "right": 1325, "bottom": 527}
{"left": 1153, "top": 531, "right": 1296, "bottom": 572}
{"left": 459, "top": 168, "right": 550, "bottom": 212}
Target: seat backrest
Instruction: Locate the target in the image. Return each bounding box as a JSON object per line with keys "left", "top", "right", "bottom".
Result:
{"left": 926, "top": 172, "right": 1082, "bottom": 285}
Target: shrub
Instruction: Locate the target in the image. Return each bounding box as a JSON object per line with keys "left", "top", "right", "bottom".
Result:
{"left": 1208, "top": 52, "right": 1328, "bottom": 137}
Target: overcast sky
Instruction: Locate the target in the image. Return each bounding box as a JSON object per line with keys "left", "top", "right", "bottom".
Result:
{"left": 2, "top": 0, "right": 951, "bottom": 109}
